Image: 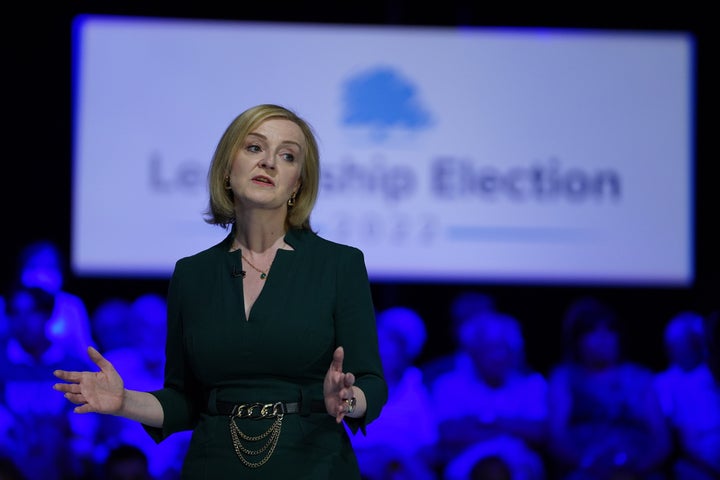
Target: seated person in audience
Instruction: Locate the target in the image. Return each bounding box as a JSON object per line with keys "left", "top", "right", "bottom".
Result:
{"left": 432, "top": 310, "right": 547, "bottom": 480}
{"left": 547, "top": 296, "right": 671, "bottom": 480}
{"left": 15, "top": 239, "right": 94, "bottom": 360}
{"left": 102, "top": 444, "right": 154, "bottom": 480}
{"left": 420, "top": 290, "right": 496, "bottom": 389}
{"left": 654, "top": 310, "right": 720, "bottom": 480}
{"left": 350, "top": 306, "right": 437, "bottom": 480}
{"left": 0, "top": 284, "right": 93, "bottom": 480}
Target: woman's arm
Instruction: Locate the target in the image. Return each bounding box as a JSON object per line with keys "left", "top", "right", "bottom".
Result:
{"left": 332, "top": 247, "right": 387, "bottom": 431}
{"left": 53, "top": 346, "right": 164, "bottom": 427}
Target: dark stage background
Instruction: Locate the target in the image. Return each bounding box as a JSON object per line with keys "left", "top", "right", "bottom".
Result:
{"left": 1, "top": 2, "right": 717, "bottom": 375}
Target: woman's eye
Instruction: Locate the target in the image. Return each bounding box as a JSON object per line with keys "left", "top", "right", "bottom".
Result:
{"left": 246, "top": 144, "right": 261, "bottom": 153}
{"left": 282, "top": 153, "right": 296, "bottom": 162}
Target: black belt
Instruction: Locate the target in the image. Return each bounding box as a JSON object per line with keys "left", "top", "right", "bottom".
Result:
{"left": 216, "top": 399, "right": 326, "bottom": 418}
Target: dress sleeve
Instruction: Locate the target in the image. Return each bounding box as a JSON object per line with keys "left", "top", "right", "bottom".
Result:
{"left": 333, "top": 247, "right": 388, "bottom": 434}
{"left": 144, "top": 259, "right": 203, "bottom": 443}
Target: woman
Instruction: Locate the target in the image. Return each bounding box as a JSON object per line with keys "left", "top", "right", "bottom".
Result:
{"left": 53, "top": 104, "right": 388, "bottom": 479}
{"left": 546, "top": 296, "right": 670, "bottom": 480}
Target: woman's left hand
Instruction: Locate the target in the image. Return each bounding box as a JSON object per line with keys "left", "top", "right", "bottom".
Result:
{"left": 323, "top": 346, "right": 356, "bottom": 423}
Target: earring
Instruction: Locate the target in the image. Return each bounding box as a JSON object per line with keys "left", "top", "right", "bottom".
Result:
{"left": 224, "top": 176, "right": 231, "bottom": 190}
{"left": 287, "top": 192, "right": 297, "bottom": 207}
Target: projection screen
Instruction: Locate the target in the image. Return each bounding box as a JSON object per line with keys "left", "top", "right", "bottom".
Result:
{"left": 71, "top": 15, "right": 695, "bottom": 285}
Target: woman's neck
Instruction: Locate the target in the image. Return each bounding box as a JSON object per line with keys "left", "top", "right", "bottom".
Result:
{"left": 232, "top": 224, "right": 286, "bottom": 254}
{"left": 232, "top": 207, "right": 288, "bottom": 253}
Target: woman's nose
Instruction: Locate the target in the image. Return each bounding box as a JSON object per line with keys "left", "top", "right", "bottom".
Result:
{"left": 259, "top": 154, "right": 276, "bottom": 169}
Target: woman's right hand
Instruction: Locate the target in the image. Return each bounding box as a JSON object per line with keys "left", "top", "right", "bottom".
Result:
{"left": 53, "top": 346, "right": 125, "bottom": 415}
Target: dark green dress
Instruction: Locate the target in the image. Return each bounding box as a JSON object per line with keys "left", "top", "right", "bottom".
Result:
{"left": 144, "top": 229, "right": 387, "bottom": 479}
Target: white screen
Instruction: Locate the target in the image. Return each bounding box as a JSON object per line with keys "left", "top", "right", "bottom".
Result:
{"left": 71, "top": 15, "right": 695, "bottom": 285}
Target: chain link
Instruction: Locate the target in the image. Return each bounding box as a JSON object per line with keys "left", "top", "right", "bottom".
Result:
{"left": 228, "top": 403, "right": 284, "bottom": 468}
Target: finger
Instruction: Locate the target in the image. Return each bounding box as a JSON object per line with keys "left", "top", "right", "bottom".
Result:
{"left": 335, "top": 397, "right": 356, "bottom": 423}
{"left": 53, "top": 369, "right": 83, "bottom": 383}
{"left": 53, "top": 383, "right": 70, "bottom": 393}
{"left": 88, "top": 346, "right": 116, "bottom": 373}
{"left": 74, "top": 403, "right": 95, "bottom": 414}
{"left": 53, "top": 382, "right": 79, "bottom": 394}
{"left": 63, "top": 392, "right": 86, "bottom": 405}
{"left": 335, "top": 407, "right": 346, "bottom": 423}
{"left": 343, "top": 372, "right": 356, "bottom": 389}
{"left": 330, "top": 346, "right": 344, "bottom": 373}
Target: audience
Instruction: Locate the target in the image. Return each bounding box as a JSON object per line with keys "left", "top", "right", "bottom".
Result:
{"left": 1, "top": 238, "right": 716, "bottom": 479}
{"left": 432, "top": 310, "right": 548, "bottom": 480}
{"left": 654, "top": 310, "right": 720, "bottom": 479}
{"left": 421, "top": 290, "right": 496, "bottom": 390}
{"left": 0, "top": 284, "right": 94, "bottom": 480}
{"left": 546, "top": 296, "right": 671, "bottom": 480}
{"left": 15, "top": 240, "right": 94, "bottom": 360}
{"left": 350, "top": 306, "right": 437, "bottom": 480}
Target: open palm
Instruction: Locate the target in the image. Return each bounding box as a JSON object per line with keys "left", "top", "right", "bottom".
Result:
{"left": 53, "top": 346, "right": 125, "bottom": 414}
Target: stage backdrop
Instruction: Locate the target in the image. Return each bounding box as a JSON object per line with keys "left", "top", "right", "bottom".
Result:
{"left": 71, "top": 15, "right": 695, "bottom": 286}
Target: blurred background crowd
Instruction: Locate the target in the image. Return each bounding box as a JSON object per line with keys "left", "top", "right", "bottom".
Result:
{"left": 0, "top": 239, "right": 718, "bottom": 480}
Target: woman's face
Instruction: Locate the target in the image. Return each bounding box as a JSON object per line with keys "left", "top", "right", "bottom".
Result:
{"left": 227, "top": 118, "right": 304, "bottom": 211}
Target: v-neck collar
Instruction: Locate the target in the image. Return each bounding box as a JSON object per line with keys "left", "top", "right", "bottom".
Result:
{"left": 221, "top": 229, "right": 306, "bottom": 322}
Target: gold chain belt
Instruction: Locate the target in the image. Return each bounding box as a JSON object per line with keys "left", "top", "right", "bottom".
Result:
{"left": 228, "top": 402, "right": 285, "bottom": 468}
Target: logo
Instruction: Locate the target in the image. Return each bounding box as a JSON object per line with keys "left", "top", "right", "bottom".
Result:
{"left": 341, "top": 66, "right": 433, "bottom": 143}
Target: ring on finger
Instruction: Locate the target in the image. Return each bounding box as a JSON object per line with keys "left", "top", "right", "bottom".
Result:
{"left": 344, "top": 397, "right": 356, "bottom": 415}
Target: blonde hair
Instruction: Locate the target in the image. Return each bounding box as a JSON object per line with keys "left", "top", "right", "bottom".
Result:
{"left": 203, "top": 104, "right": 320, "bottom": 231}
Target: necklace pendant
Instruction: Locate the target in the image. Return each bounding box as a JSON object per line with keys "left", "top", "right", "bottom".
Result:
{"left": 260, "top": 273, "right": 267, "bottom": 280}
